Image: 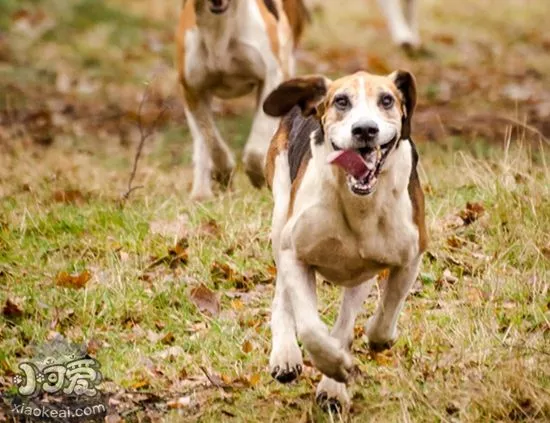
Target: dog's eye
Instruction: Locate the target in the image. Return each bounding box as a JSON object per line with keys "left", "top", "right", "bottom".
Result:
{"left": 333, "top": 95, "right": 351, "bottom": 110}
{"left": 379, "top": 94, "right": 394, "bottom": 109}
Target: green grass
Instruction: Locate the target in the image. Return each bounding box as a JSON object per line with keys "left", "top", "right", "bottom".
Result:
{"left": 1, "top": 0, "right": 550, "bottom": 421}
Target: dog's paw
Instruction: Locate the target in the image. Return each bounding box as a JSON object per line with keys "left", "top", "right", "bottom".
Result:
{"left": 269, "top": 341, "right": 303, "bottom": 384}
{"left": 302, "top": 331, "right": 353, "bottom": 383}
{"left": 393, "top": 29, "right": 421, "bottom": 52}
{"left": 364, "top": 316, "right": 397, "bottom": 351}
{"left": 190, "top": 188, "right": 214, "bottom": 202}
{"left": 212, "top": 167, "right": 234, "bottom": 189}
{"left": 243, "top": 151, "right": 265, "bottom": 189}
{"left": 315, "top": 377, "right": 350, "bottom": 414}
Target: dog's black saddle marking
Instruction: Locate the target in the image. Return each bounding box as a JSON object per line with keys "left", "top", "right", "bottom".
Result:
{"left": 264, "top": 0, "right": 279, "bottom": 20}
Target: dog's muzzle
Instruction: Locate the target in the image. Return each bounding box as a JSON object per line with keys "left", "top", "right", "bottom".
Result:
{"left": 327, "top": 138, "right": 398, "bottom": 196}
{"left": 208, "top": 0, "right": 230, "bottom": 14}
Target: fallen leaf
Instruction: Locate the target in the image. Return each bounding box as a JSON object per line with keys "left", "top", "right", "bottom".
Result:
{"left": 55, "top": 270, "right": 91, "bottom": 289}
{"left": 242, "top": 340, "right": 253, "bottom": 354}
{"left": 458, "top": 202, "right": 485, "bottom": 225}
{"left": 231, "top": 299, "right": 244, "bottom": 310}
{"left": 189, "top": 284, "right": 220, "bottom": 316}
{"left": 52, "top": 189, "right": 87, "bottom": 204}
{"left": 2, "top": 298, "right": 23, "bottom": 318}
{"left": 248, "top": 373, "right": 261, "bottom": 386}
{"left": 199, "top": 219, "right": 220, "bottom": 237}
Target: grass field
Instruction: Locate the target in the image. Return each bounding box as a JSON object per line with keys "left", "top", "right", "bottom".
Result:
{"left": 1, "top": 0, "right": 549, "bottom": 421}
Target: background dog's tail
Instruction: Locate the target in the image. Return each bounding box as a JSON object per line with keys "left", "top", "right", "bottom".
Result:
{"left": 282, "top": 0, "right": 311, "bottom": 46}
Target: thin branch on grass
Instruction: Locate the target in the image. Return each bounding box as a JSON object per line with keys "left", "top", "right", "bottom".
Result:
{"left": 121, "top": 81, "right": 168, "bottom": 202}
{"left": 199, "top": 366, "right": 228, "bottom": 390}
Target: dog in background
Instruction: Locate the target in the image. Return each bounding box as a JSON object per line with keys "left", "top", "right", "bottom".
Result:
{"left": 306, "top": 0, "right": 420, "bottom": 49}
{"left": 176, "top": 0, "right": 309, "bottom": 201}
{"left": 263, "top": 69, "right": 426, "bottom": 411}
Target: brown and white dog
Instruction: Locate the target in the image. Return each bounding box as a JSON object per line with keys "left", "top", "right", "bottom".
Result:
{"left": 263, "top": 70, "right": 427, "bottom": 411}
{"left": 175, "top": 0, "right": 309, "bottom": 200}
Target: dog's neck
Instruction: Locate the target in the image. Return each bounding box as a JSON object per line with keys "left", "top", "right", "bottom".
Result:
{"left": 312, "top": 134, "right": 413, "bottom": 221}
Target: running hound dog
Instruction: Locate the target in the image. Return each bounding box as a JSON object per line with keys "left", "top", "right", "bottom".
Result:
{"left": 263, "top": 70, "right": 427, "bottom": 411}
{"left": 175, "top": 0, "right": 309, "bottom": 200}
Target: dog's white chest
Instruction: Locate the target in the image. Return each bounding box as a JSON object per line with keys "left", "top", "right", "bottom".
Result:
{"left": 184, "top": 19, "right": 271, "bottom": 98}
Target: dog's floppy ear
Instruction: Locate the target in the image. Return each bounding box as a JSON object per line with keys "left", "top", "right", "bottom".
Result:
{"left": 390, "top": 70, "right": 417, "bottom": 139}
{"left": 263, "top": 75, "right": 330, "bottom": 118}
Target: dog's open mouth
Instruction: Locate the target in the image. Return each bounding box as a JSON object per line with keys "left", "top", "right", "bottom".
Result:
{"left": 327, "top": 139, "right": 396, "bottom": 196}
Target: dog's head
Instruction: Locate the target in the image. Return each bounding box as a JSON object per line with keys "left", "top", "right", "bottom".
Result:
{"left": 264, "top": 71, "right": 416, "bottom": 196}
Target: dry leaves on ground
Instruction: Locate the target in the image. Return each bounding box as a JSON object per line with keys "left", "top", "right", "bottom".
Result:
{"left": 55, "top": 270, "right": 91, "bottom": 289}
{"left": 2, "top": 298, "right": 23, "bottom": 318}
{"left": 189, "top": 284, "right": 220, "bottom": 317}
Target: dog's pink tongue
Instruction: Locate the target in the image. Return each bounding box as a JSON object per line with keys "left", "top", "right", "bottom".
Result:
{"left": 327, "top": 150, "right": 369, "bottom": 179}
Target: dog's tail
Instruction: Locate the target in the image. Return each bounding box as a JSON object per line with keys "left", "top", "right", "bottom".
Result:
{"left": 282, "top": 0, "right": 311, "bottom": 46}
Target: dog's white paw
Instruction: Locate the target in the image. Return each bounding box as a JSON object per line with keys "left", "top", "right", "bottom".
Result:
{"left": 316, "top": 376, "right": 350, "bottom": 414}
{"left": 190, "top": 187, "right": 214, "bottom": 202}
{"left": 365, "top": 316, "right": 397, "bottom": 352}
{"left": 392, "top": 27, "right": 421, "bottom": 50}
{"left": 302, "top": 331, "right": 353, "bottom": 383}
{"left": 269, "top": 339, "right": 303, "bottom": 384}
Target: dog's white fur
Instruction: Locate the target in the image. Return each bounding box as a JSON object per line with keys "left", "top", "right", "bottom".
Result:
{"left": 377, "top": 0, "right": 420, "bottom": 48}
{"left": 177, "top": 0, "right": 296, "bottom": 200}
{"left": 264, "top": 71, "right": 426, "bottom": 410}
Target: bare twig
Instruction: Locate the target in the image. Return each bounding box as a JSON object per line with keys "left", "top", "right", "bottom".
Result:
{"left": 199, "top": 366, "right": 227, "bottom": 389}
{"left": 121, "top": 81, "right": 168, "bottom": 202}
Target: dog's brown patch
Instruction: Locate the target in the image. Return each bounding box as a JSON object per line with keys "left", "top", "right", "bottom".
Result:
{"left": 282, "top": 0, "right": 310, "bottom": 46}
{"left": 263, "top": 0, "right": 279, "bottom": 20}
{"left": 255, "top": 0, "right": 280, "bottom": 62}
{"left": 265, "top": 115, "right": 291, "bottom": 189}
{"left": 176, "top": 0, "right": 197, "bottom": 91}
{"left": 408, "top": 141, "right": 428, "bottom": 252}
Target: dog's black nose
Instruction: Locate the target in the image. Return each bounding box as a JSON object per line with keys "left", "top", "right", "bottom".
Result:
{"left": 351, "top": 120, "right": 379, "bottom": 142}
{"left": 211, "top": 0, "right": 223, "bottom": 6}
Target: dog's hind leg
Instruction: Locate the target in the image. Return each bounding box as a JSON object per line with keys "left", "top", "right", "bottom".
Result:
{"left": 365, "top": 256, "right": 421, "bottom": 350}
{"left": 315, "top": 280, "right": 374, "bottom": 413}
{"left": 243, "top": 70, "right": 284, "bottom": 188}
{"left": 403, "top": 0, "right": 419, "bottom": 41}
{"left": 183, "top": 93, "right": 235, "bottom": 200}
{"left": 376, "top": 0, "right": 420, "bottom": 49}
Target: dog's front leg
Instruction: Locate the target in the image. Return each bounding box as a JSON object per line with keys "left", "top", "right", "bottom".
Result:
{"left": 243, "top": 70, "right": 283, "bottom": 188}
{"left": 269, "top": 271, "right": 303, "bottom": 384}
{"left": 315, "top": 280, "right": 374, "bottom": 413}
{"left": 279, "top": 249, "right": 353, "bottom": 383}
{"left": 183, "top": 93, "right": 235, "bottom": 200}
{"left": 365, "top": 255, "right": 421, "bottom": 350}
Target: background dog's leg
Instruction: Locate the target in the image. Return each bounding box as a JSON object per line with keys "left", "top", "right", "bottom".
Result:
{"left": 316, "top": 280, "right": 374, "bottom": 413}
{"left": 243, "top": 73, "right": 282, "bottom": 188}
{"left": 376, "top": 0, "right": 420, "bottom": 49}
{"left": 365, "top": 256, "right": 421, "bottom": 350}
{"left": 279, "top": 249, "right": 353, "bottom": 383}
{"left": 184, "top": 94, "right": 235, "bottom": 200}
{"left": 403, "top": 0, "right": 419, "bottom": 42}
